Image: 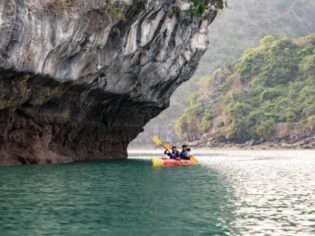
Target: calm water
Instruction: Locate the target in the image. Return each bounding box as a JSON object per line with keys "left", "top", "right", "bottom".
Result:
{"left": 0, "top": 150, "right": 315, "bottom": 236}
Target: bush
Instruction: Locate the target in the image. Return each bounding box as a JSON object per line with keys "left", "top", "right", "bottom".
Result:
{"left": 106, "top": 3, "right": 126, "bottom": 22}
{"left": 187, "top": 0, "right": 208, "bottom": 16}
{"left": 299, "top": 55, "right": 315, "bottom": 75}
{"left": 259, "top": 87, "right": 284, "bottom": 101}
{"left": 255, "top": 119, "right": 276, "bottom": 139}
{"left": 308, "top": 115, "right": 315, "bottom": 125}
{"left": 201, "top": 108, "right": 215, "bottom": 130}
{"left": 176, "top": 34, "right": 315, "bottom": 141}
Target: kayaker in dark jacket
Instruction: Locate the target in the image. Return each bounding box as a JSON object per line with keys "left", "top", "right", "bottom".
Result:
{"left": 164, "top": 146, "right": 180, "bottom": 160}
{"left": 180, "top": 145, "right": 191, "bottom": 160}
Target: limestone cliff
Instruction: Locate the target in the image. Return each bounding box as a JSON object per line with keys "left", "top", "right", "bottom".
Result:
{"left": 0, "top": 0, "right": 220, "bottom": 165}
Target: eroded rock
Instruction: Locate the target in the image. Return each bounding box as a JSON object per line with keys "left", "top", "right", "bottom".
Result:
{"left": 0, "top": 0, "right": 220, "bottom": 165}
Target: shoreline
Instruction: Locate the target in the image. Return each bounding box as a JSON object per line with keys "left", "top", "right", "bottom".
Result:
{"left": 128, "top": 146, "right": 315, "bottom": 152}
{"left": 128, "top": 140, "right": 315, "bottom": 151}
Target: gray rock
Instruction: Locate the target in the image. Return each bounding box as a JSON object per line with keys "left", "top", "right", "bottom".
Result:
{"left": 0, "top": 0, "right": 220, "bottom": 165}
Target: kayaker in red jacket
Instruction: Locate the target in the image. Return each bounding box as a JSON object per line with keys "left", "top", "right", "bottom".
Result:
{"left": 164, "top": 146, "right": 180, "bottom": 160}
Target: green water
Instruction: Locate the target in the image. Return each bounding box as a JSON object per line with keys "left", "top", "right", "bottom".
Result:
{"left": 0, "top": 150, "right": 315, "bottom": 235}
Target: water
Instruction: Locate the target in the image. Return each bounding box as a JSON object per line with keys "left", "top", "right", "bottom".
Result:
{"left": 0, "top": 150, "right": 315, "bottom": 236}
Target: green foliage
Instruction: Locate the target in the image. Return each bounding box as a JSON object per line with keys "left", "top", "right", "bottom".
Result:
{"left": 235, "top": 36, "right": 302, "bottom": 86}
{"left": 189, "top": 92, "right": 200, "bottom": 106}
{"left": 106, "top": 3, "right": 126, "bottom": 22}
{"left": 259, "top": 87, "right": 284, "bottom": 102}
{"left": 175, "top": 105, "right": 204, "bottom": 137}
{"left": 224, "top": 101, "right": 252, "bottom": 141}
{"left": 201, "top": 108, "right": 215, "bottom": 130}
{"left": 175, "top": 34, "right": 315, "bottom": 142}
{"left": 188, "top": 0, "right": 208, "bottom": 16}
{"left": 187, "top": 0, "right": 226, "bottom": 16}
{"left": 260, "top": 35, "right": 278, "bottom": 46}
{"left": 299, "top": 54, "right": 315, "bottom": 75}
{"left": 254, "top": 118, "right": 276, "bottom": 139}
{"left": 308, "top": 115, "right": 315, "bottom": 125}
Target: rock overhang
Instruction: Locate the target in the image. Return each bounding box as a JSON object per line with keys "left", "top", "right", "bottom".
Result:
{"left": 0, "top": 0, "right": 222, "bottom": 165}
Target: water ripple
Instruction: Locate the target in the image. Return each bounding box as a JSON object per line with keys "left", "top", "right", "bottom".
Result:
{"left": 0, "top": 150, "right": 314, "bottom": 235}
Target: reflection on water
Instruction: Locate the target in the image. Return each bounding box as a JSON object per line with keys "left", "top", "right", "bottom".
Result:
{"left": 0, "top": 150, "right": 314, "bottom": 235}
{"left": 198, "top": 151, "right": 315, "bottom": 235}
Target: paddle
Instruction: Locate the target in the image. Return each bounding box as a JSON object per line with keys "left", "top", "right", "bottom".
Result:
{"left": 152, "top": 136, "right": 171, "bottom": 151}
{"left": 189, "top": 156, "right": 199, "bottom": 164}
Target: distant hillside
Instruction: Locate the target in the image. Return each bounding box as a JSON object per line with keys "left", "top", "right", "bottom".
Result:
{"left": 133, "top": 0, "right": 315, "bottom": 145}
{"left": 198, "top": 0, "right": 315, "bottom": 77}
{"left": 175, "top": 35, "right": 315, "bottom": 146}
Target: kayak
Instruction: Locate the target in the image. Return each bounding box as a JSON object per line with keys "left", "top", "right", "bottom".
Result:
{"left": 152, "top": 157, "right": 199, "bottom": 167}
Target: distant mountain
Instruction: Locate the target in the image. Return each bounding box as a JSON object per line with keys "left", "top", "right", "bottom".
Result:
{"left": 175, "top": 35, "right": 315, "bottom": 146}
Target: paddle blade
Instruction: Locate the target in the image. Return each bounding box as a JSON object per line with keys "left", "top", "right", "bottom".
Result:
{"left": 190, "top": 156, "right": 199, "bottom": 164}
{"left": 152, "top": 158, "right": 164, "bottom": 167}
{"left": 163, "top": 143, "right": 172, "bottom": 150}
{"left": 152, "top": 136, "right": 161, "bottom": 145}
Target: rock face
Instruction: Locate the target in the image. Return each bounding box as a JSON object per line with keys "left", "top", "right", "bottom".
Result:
{"left": 0, "top": 0, "right": 220, "bottom": 166}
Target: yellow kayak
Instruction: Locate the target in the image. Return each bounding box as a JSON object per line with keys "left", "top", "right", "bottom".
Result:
{"left": 152, "top": 157, "right": 199, "bottom": 167}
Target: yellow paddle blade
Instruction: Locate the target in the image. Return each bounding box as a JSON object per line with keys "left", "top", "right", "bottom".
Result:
{"left": 152, "top": 158, "right": 164, "bottom": 167}
{"left": 190, "top": 156, "right": 199, "bottom": 164}
{"left": 163, "top": 143, "right": 172, "bottom": 150}
{"left": 152, "top": 136, "right": 161, "bottom": 145}
{"left": 152, "top": 137, "right": 171, "bottom": 150}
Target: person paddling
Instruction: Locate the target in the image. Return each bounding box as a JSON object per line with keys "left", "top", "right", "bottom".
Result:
{"left": 180, "top": 145, "right": 191, "bottom": 160}
{"left": 164, "top": 146, "right": 180, "bottom": 160}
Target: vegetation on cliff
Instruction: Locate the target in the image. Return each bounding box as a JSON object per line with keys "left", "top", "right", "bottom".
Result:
{"left": 175, "top": 35, "right": 315, "bottom": 143}
{"left": 187, "top": 0, "right": 227, "bottom": 16}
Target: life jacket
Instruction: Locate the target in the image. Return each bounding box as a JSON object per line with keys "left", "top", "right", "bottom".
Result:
{"left": 180, "top": 150, "right": 188, "bottom": 158}
{"left": 168, "top": 151, "right": 179, "bottom": 159}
